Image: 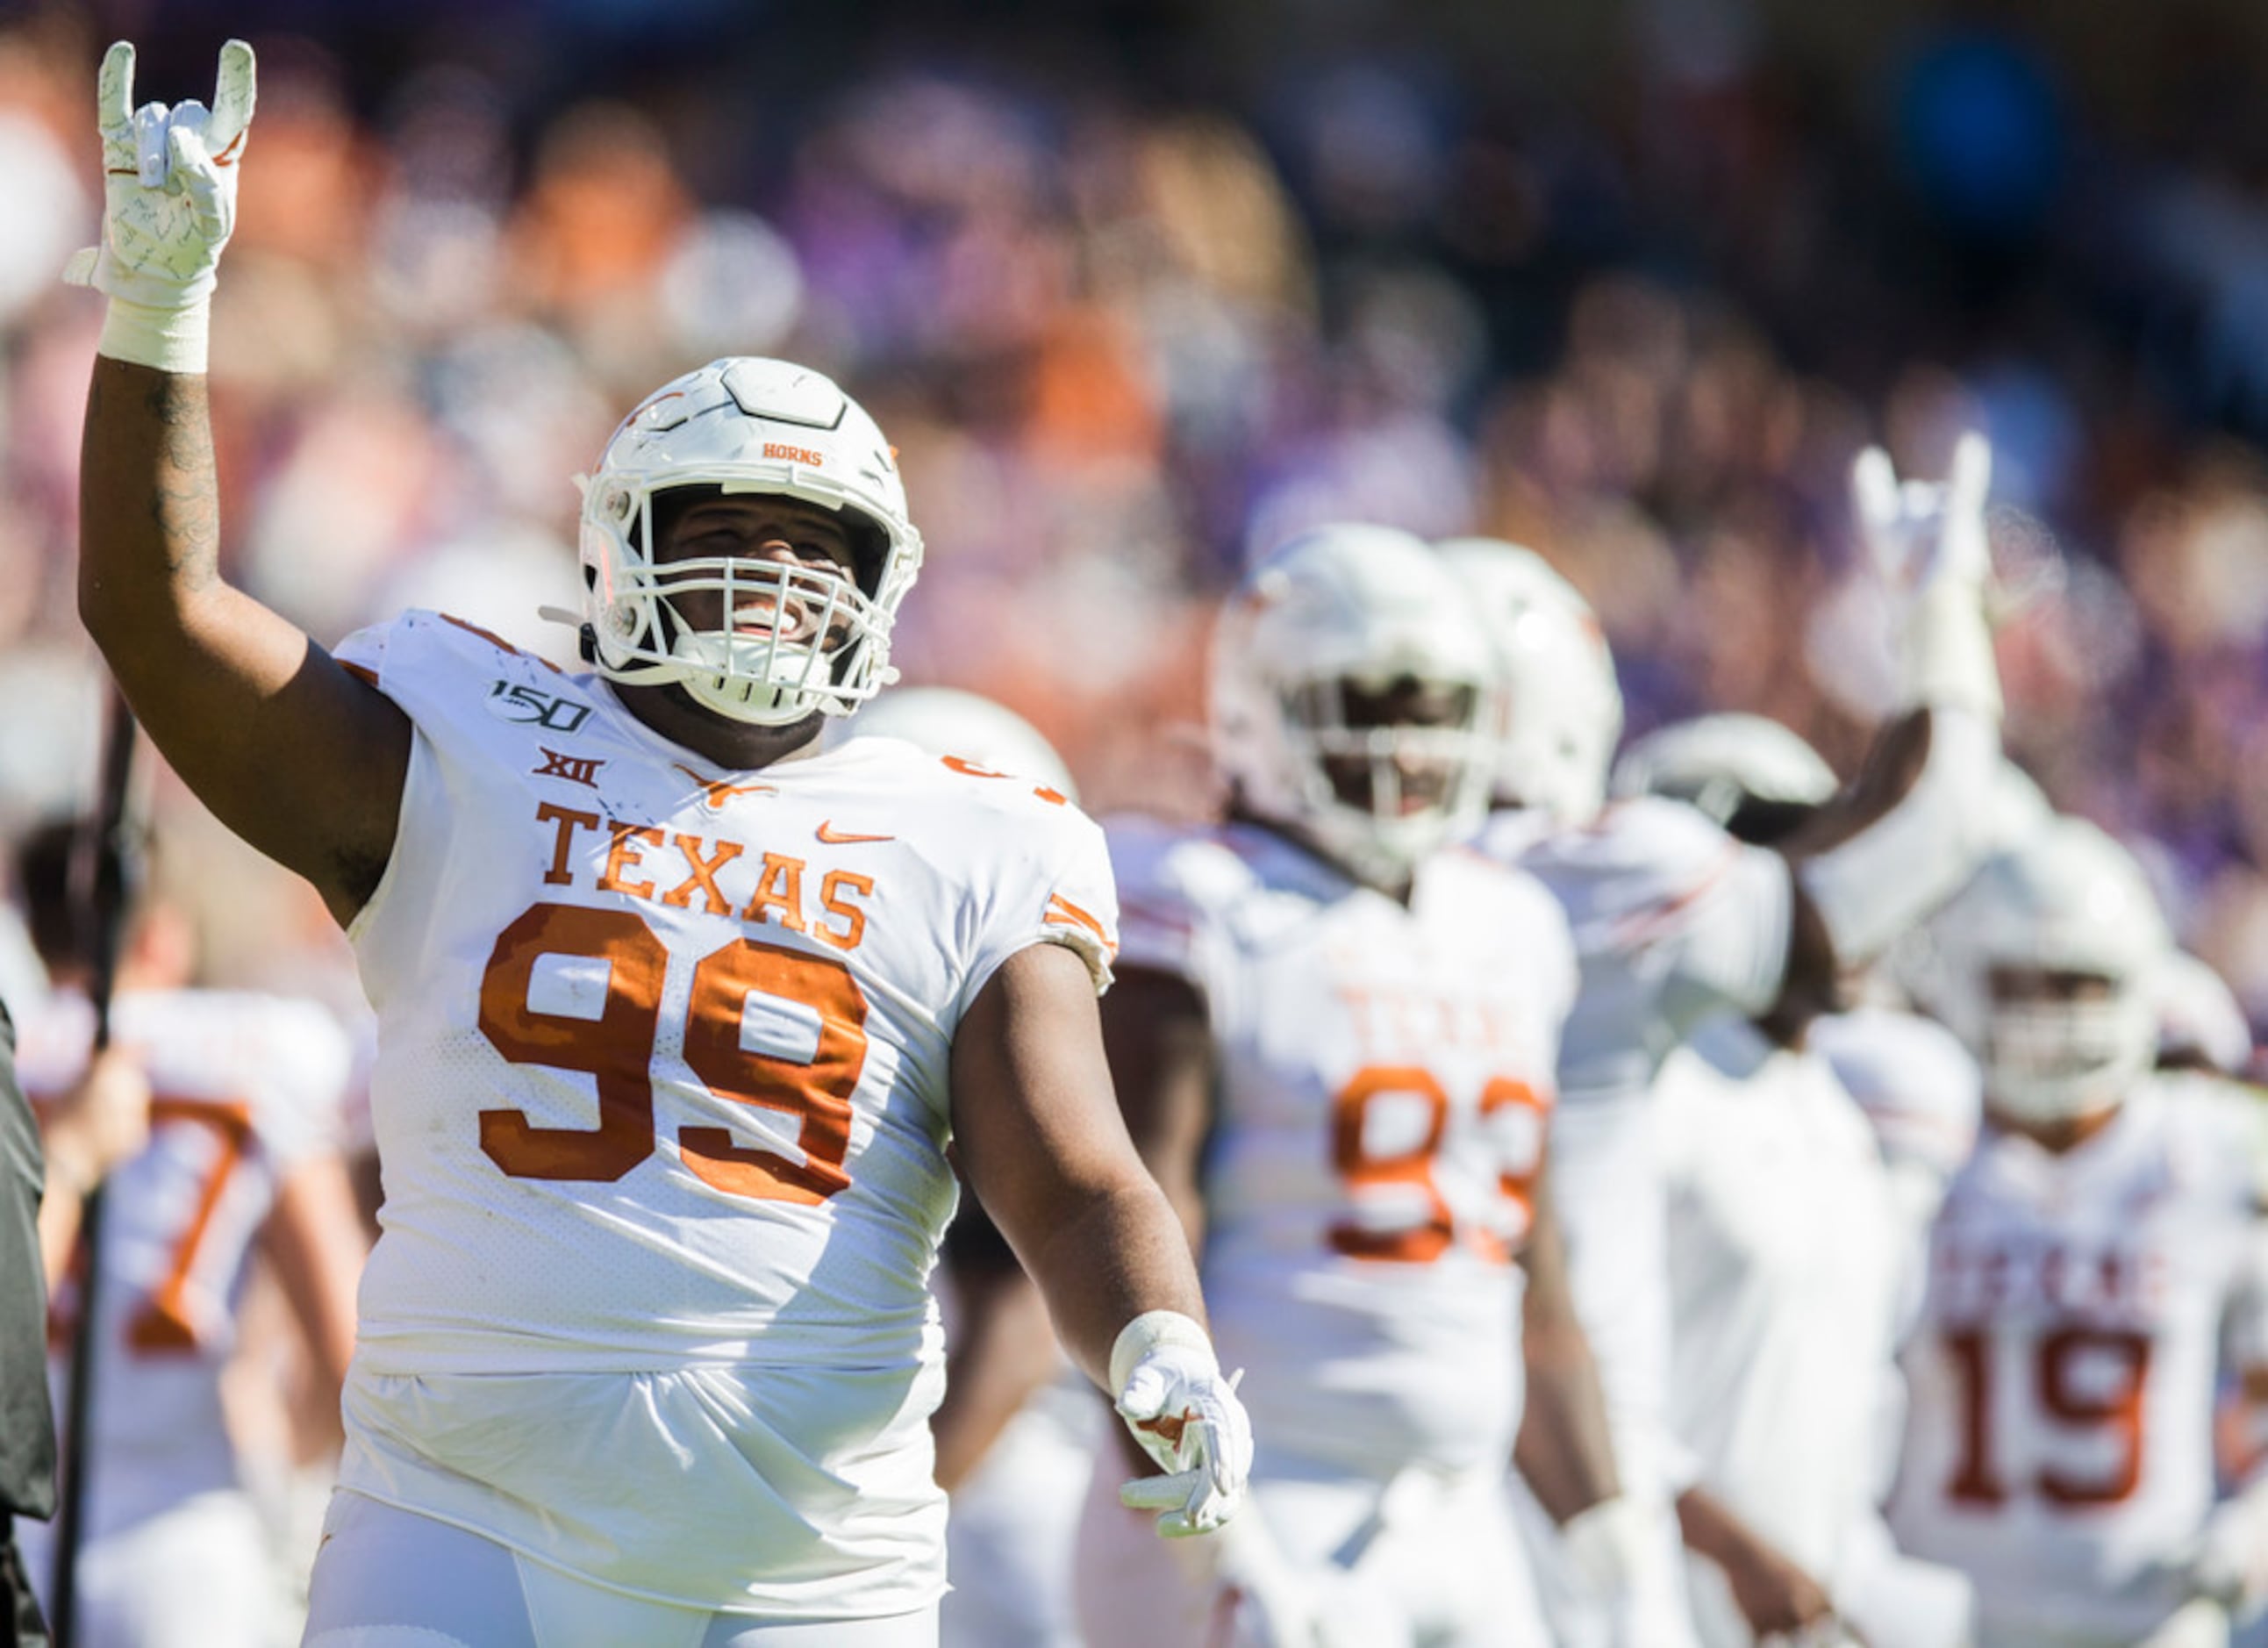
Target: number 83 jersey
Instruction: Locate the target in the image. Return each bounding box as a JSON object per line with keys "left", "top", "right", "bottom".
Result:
{"left": 331, "top": 612, "right": 1116, "bottom": 1609}
{"left": 1110, "top": 817, "right": 1576, "bottom": 1478}
{"left": 1887, "top": 1076, "right": 2268, "bottom": 1644}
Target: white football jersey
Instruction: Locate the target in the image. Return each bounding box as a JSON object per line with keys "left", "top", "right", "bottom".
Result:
{"left": 1813, "top": 1006, "right": 1983, "bottom": 1228}
{"left": 1475, "top": 797, "right": 1791, "bottom": 1506}
{"left": 15, "top": 985, "right": 352, "bottom": 1535}
{"left": 329, "top": 611, "right": 1116, "bottom": 1616}
{"left": 1112, "top": 817, "right": 1575, "bottom": 1478}
{"left": 1888, "top": 1077, "right": 2268, "bottom": 1643}
{"left": 1656, "top": 1018, "right": 1905, "bottom": 1639}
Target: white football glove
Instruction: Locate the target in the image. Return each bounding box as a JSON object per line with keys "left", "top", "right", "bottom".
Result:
{"left": 1111, "top": 1309, "right": 1253, "bottom": 1537}
{"left": 1851, "top": 432, "right": 1993, "bottom": 594}
{"left": 1849, "top": 432, "right": 2002, "bottom": 720}
{"left": 62, "top": 39, "right": 255, "bottom": 371}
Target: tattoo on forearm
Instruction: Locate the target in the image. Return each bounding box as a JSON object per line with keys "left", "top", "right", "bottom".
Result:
{"left": 144, "top": 372, "right": 219, "bottom": 591}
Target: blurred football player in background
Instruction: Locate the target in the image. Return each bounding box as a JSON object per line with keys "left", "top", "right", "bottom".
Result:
{"left": 10, "top": 819, "right": 365, "bottom": 1648}
{"left": 1618, "top": 713, "right": 1978, "bottom": 1648}
{"left": 1076, "top": 523, "right": 1627, "bottom": 1647}
{"left": 69, "top": 38, "right": 1248, "bottom": 1646}
{"left": 4, "top": 991, "right": 152, "bottom": 1648}
{"left": 832, "top": 687, "right": 1096, "bottom": 1648}
{"left": 1889, "top": 819, "right": 2268, "bottom": 1648}
{"left": 1443, "top": 432, "right": 2007, "bottom": 1644}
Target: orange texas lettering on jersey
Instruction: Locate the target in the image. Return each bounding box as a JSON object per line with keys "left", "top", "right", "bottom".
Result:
{"left": 1933, "top": 1234, "right": 2172, "bottom": 1321}
{"left": 1335, "top": 981, "right": 1535, "bottom": 1065}
{"left": 534, "top": 801, "right": 875, "bottom": 952}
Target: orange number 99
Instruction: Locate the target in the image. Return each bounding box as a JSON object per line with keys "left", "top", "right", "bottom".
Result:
{"left": 476, "top": 901, "right": 866, "bottom": 1202}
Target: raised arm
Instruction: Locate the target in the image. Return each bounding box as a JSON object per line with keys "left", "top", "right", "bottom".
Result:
{"left": 73, "top": 41, "right": 408, "bottom": 924}
{"left": 1764, "top": 435, "right": 2007, "bottom": 1027}
{"left": 950, "top": 942, "right": 1249, "bottom": 1536}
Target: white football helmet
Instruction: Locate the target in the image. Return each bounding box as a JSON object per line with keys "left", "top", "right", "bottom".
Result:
{"left": 2153, "top": 949, "right": 2254, "bottom": 1075}
{"left": 1434, "top": 537, "right": 1623, "bottom": 827}
{"left": 576, "top": 356, "right": 921, "bottom": 725}
{"left": 1915, "top": 818, "right": 2171, "bottom": 1126}
{"left": 1609, "top": 713, "right": 1837, "bottom": 830}
{"left": 828, "top": 685, "right": 1078, "bottom": 802}
{"left": 1213, "top": 524, "right": 1496, "bottom": 890}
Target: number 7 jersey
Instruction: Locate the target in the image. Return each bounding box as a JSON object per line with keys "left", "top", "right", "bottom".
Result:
{"left": 338, "top": 611, "right": 1116, "bottom": 1375}
{"left": 1886, "top": 1075, "right": 2268, "bottom": 1643}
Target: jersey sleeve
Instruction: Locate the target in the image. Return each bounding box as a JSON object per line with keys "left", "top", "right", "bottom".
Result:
{"left": 333, "top": 615, "right": 397, "bottom": 685}
{"left": 1813, "top": 1008, "right": 1984, "bottom": 1190}
{"left": 960, "top": 800, "right": 1120, "bottom": 1015}
{"left": 1641, "top": 835, "right": 1793, "bottom": 1031}
{"left": 1523, "top": 798, "right": 1794, "bottom": 1104}
{"left": 1534, "top": 798, "right": 1794, "bottom": 1032}
{"left": 1105, "top": 815, "right": 1211, "bottom": 984}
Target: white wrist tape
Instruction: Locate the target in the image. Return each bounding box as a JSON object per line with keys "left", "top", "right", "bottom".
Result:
{"left": 1560, "top": 1495, "right": 1659, "bottom": 1597}
{"left": 1110, "top": 1308, "right": 1216, "bottom": 1395}
{"left": 1799, "top": 707, "right": 1999, "bottom": 965}
{"left": 1902, "top": 576, "right": 2001, "bottom": 721}
{"left": 97, "top": 293, "right": 211, "bottom": 375}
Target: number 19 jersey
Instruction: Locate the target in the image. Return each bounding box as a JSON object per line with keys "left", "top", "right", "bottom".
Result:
{"left": 331, "top": 611, "right": 1118, "bottom": 1616}
{"left": 1887, "top": 1077, "right": 2268, "bottom": 1644}
{"left": 1111, "top": 818, "right": 1576, "bottom": 1478}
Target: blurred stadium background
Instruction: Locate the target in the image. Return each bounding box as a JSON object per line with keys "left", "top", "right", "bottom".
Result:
{"left": 2, "top": 0, "right": 2266, "bottom": 1050}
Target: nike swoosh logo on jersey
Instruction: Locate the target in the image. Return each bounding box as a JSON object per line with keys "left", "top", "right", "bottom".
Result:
{"left": 816, "top": 821, "right": 896, "bottom": 845}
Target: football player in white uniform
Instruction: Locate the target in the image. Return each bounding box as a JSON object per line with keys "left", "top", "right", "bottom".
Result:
{"left": 1619, "top": 715, "right": 1978, "bottom": 1648}
{"left": 1442, "top": 434, "right": 2006, "bottom": 1644}
{"left": 1889, "top": 819, "right": 2268, "bottom": 1646}
{"left": 69, "top": 42, "right": 1249, "bottom": 1648}
{"left": 1074, "top": 524, "right": 1631, "bottom": 1648}
{"left": 11, "top": 821, "right": 367, "bottom": 1648}
{"left": 834, "top": 689, "right": 1098, "bottom": 1648}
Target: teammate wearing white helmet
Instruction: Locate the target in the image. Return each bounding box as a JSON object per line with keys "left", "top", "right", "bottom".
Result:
{"left": 1075, "top": 524, "right": 1619, "bottom": 1647}
{"left": 1889, "top": 820, "right": 2268, "bottom": 1646}
{"left": 10, "top": 822, "right": 367, "bottom": 1648}
{"left": 1443, "top": 435, "right": 2006, "bottom": 1645}
{"left": 1608, "top": 713, "right": 1841, "bottom": 836}
{"left": 1620, "top": 717, "right": 1978, "bottom": 1648}
{"left": 69, "top": 40, "right": 1248, "bottom": 1645}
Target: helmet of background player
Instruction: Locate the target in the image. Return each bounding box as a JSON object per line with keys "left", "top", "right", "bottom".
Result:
{"left": 1211, "top": 523, "right": 1497, "bottom": 891}
{"left": 1609, "top": 713, "right": 1838, "bottom": 844}
{"left": 1914, "top": 817, "right": 2170, "bottom": 1127}
{"left": 576, "top": 357, "right": 921, "bottom": 726}
{"left": 1434, "top": 537, "right": 1623, "bottom": 828}
{"left": 2152, "top": 949, "right": 2254, "bottom": 1076}
{"left": 828, "top": 685, "right": 1078, "bottom": 803}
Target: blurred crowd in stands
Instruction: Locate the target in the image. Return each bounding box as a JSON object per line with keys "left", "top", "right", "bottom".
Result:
{"left": 0, "top": 0, "right": 2264, "bottom": 1050}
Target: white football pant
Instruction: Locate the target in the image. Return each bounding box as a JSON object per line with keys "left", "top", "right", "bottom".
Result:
{"left": 302, "top": 1492, "right": 940, "bottom": 1648}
